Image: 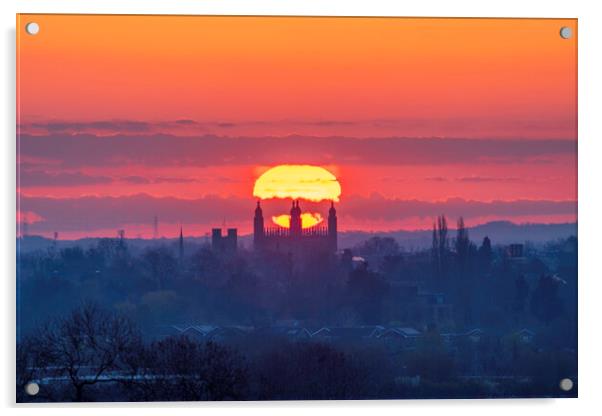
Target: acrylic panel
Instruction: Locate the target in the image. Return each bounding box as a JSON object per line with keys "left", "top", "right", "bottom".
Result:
{"left": 16, "top": 15, "right": 577, "bottom": 402}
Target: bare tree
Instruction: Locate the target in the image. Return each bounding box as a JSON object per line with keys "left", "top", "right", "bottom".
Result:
{"left": 36, "top": 303, "right": 140, "bottom": 401}
{"left": 124, "top": 336, "right": 248, "bottom": 401}
{"left": 16, "top": 335, "right": 54, "bottom": 402}
{"left": 478, "top": 236, "right": 493, "bottom": 271}
{"left": 257, "top": 342, "right": 367, "bottom": 400}
{"left": 455, "top": 217, "right": 470, "bottom": 272}
{"left": 431, "top": 214, "right": 449, "bottom": 278}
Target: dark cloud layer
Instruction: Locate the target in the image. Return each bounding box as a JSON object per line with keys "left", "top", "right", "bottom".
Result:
{"left": 425, "top": 176, "right": 520, "bottom": 183}
{"left": 19, "top": 194, "right": 576, "bottom": 233}
{"left": 120, "top": 176, "right": 201, "bottom": 185}
{"left": 342, "top": 195, "right": 576, "bottom": 222}
{"left": 18, "top": 171, "right": 113, "bottom": 187}
{"left": 22, "top": 119, "right": 212, "bottom": 136}
{"left": 18, "top": 170, "right": 202, "bottom": 187}
{"left": 19, "top": 117, "right": 576, "bottom": 139}
{"left": 19, "top": 134, "right": 576, "bottom": 169}
{"left": 456, "top": 176, "right": 520, "bottom": 183}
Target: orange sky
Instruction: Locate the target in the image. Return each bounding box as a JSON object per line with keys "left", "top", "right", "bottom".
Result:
{"left": 16, "top": 15, "right": 577, "bottom": 238}
{"left": 18, "top": 15, "right": 576, "bottom": 136}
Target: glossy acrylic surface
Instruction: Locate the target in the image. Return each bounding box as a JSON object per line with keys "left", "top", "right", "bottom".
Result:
{"left": 17, "top": 15, "right": 577, "bottom": 402}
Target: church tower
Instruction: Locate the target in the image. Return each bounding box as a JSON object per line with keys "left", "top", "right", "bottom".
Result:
{"left": 252, "top": 199, "right": 339, "bottom": 254}
{"left": 328, "top": 201, "right": 338, "bottom": 252}
{"left": 253, "top": 200, "right": 264, "bottom": 248}
{"left": 178, "top": 226, "right": 184, "bottom": 259}
{"left": 290, "top": 200, "right": 302, "bottom": 237}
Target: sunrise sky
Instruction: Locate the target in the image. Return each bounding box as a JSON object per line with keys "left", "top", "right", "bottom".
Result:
{"left": 17, "top": 15, "right": 577, "bottom": 239}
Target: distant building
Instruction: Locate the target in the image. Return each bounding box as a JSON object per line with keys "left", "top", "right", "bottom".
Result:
{"left": 379, "top": 327, "right": 422, "bottom": 350}
{"left": 253, "top": 200, "right": 337, "bottom": 254}
{"left": 311, "top": 326, "right": 385, "bottom": 343}
{"left": 507, "top": 243, "right": 524, "bottom": 258}
{"left": 513, "top": 328, "right": 536, "bottom": 344}
{"left": 211, "top": 228, "right": 237, "bottom": 253}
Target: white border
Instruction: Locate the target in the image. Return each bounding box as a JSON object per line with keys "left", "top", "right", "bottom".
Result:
{"left": 3, "top": 0, "right": 602, "bottom": 414}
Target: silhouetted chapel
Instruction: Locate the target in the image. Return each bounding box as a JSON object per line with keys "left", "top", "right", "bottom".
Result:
{"left": 253, "top": 200, "right": 337, "bottom": 253}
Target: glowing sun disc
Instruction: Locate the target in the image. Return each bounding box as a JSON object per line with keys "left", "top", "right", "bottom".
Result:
{"left": 272, "top": 212, "right": 324, "bottom": 229}
{"left": 253, "top": 165, "right": 341, "bottom": 202}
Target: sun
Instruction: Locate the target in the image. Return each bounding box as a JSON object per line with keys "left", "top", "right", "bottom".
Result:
{"left": 272, "top": 212, "right": 324, "bottom": 229}
{"left": 253, "top": 165, "right": 341, "bottom": 202}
